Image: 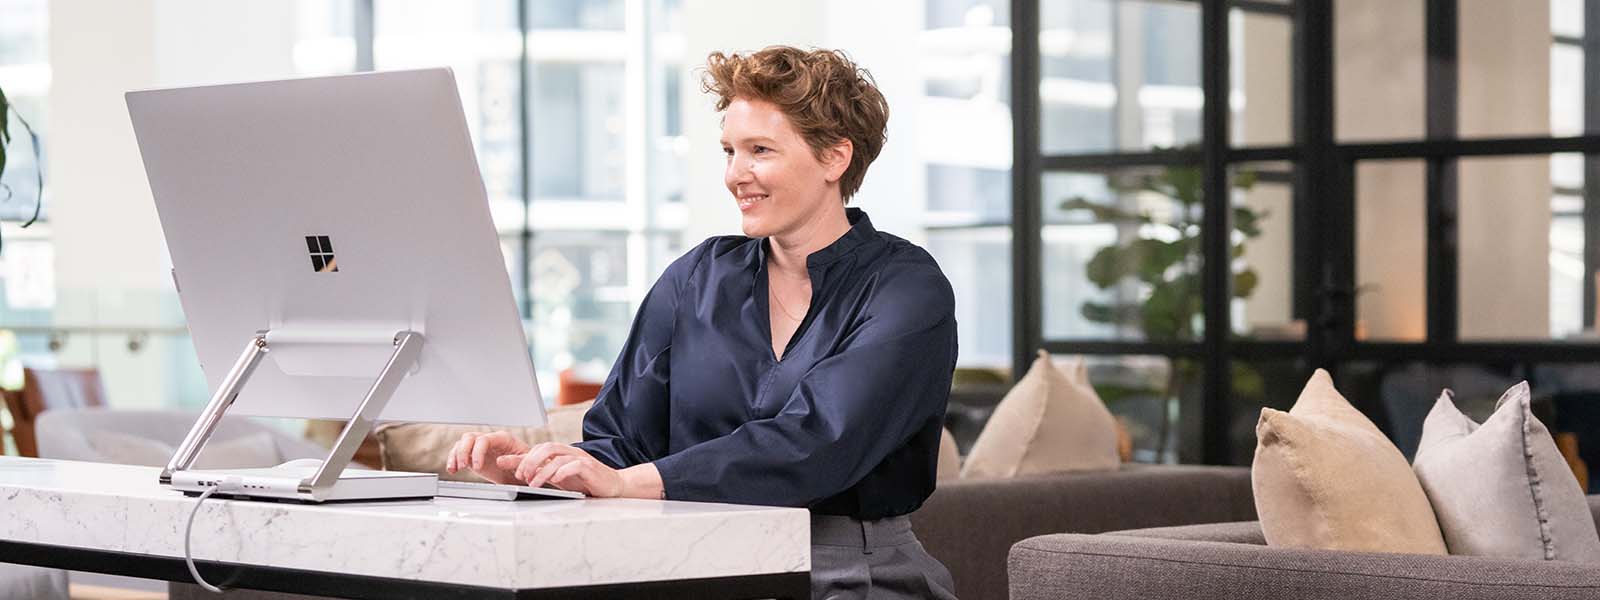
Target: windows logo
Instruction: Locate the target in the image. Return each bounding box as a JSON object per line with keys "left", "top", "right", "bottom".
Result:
{"left": 305, "top": 235, "right": 339, "bottom": 273}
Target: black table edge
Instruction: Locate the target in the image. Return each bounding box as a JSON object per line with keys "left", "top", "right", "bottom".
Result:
{"left": 0, "top": 540, "right": 810, "bottom": 599}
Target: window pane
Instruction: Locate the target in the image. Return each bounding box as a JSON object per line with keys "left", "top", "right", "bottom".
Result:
{"left": 293, "top": 0, "right": 358, "bottom": 75}
{"left": 531, "top": 62, "right": 626, "bottom": 201}
{"left": 1553, "top": 0, "right": 1584, "bottom": 38}
{"left": 926, "top": 165, "right": 1010, "bottom": 223}
{"left": 1343, "top": 359, "right": 1600, "bottom": 489}
{"left": 1457, "top": 0, "right": 1565, "bottom": 139}
{"left": 0, "top": 0, "right": 53, "bottom": 397}
{"left": 1335, "top": 0, "right": 1425, "bottom": 142}
{"left": 1535, "top": 361, "right": 1600, "bottom": 494}
{"left": 1086, "top": 355, "right": 1197, "bottom": 464}
{"left": 1230, "top": 358, "right": 1303, "bottom": 465}
{"left": 1040, "top": 0, "right": 1202, "bottom": 154}
{"left": 1230, "top": 8, "right": 1292, "bottom": 147}
{"left": 374, "top": 0, "right": 524, "bottom": 222}
{"left": 530, "top": 0, "right": 624, "bottom": 30}
{"left": 1458, "top": 154, "right": 1583, "bottom": 341}
{"left": 0, "top": 0, "right": 48, "bottom": 65}
{"left": 1043, "top": 166, "right": 1206, "bottom": 341}
{"left": 529, "top": 231, "right": 632, "bottom": 396}
{"left": 1355, "top": 160, "right": 1427, "bottom": 341}
{"left": 1552, "top": 42, "right": 1584, "bottom": 138}
{"left": 1338, "top": 0, "right": 1578, "bottom": 141}
{"left": 1231, "top": 162, "right": 1300, "bottom": 339}
{"left": 651, "top": 0, "right": 688, "bottom": 207}
{"left": 0, "top": 0, "right": 50, "bottom": 223}
{"left": 927, "top": 227, "right": 1012, "bottom": 369}
{"left": 923, "top": 0, "right": 1014, "bottom": 369}
{"left": 926, "top": 0, "right": 1009, "bottom": 29}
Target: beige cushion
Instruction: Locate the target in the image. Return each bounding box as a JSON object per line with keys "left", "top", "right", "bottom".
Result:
{"left": 544, "top": 401, "right": 592, "bottom": 445}
{"left": 374, "top": 400, "right": 593, "bottom": 482}
{"left": 960, "top": 350, "right": 1120, "bottom": 479}
{"left": 1252, "top": 369, "right": 1447, "bottom": 554}
{"left": 936, "top": 426, "right": 960, "bottom": 481}
{"left": 1413, "top": 383, "right": 1600, "bottom": 562}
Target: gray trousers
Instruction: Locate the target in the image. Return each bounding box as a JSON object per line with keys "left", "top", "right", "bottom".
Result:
{"left": 810, "top": 515, "right": 958, "bottom": 600}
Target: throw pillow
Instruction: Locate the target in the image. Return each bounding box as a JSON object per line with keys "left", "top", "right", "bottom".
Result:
{"left": 960, "top": 350, "right": 1120, "bottom": 479}
{"left": 1252, "top": 369, "right": 1447, "bottom": 554}
{"left": 1413, "top": 383, "right": 1600, "bottom": 562}
{"left": 544, "top": 400, "right": 593, "bottom": 445}
{"left": 936, "top": 426, "right": 960, "bottom": 481}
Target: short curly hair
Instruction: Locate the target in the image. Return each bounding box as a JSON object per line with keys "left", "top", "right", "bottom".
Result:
{"left": 702, "top": 46, "right": 889, "bottom": 203}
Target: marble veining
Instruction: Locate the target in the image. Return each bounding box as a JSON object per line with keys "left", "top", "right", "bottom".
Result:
{"left": 0, "top": 457, "right": 809, "bottom": 589}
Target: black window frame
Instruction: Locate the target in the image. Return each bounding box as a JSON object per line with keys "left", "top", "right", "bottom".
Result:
{"left": 1011, "top": 0, "right": 1600, "bottom": 464}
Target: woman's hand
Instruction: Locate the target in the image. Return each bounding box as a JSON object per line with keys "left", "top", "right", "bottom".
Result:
{"left": 444, "top": 431, "right": 531, "bottom": 485}
{"left": 497, "top": 443, "right": 663, "bottom": 499}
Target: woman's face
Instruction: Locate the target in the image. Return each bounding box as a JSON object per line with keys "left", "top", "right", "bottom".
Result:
{"left": 721, "top": 97, "right": 847, "bottom": 239}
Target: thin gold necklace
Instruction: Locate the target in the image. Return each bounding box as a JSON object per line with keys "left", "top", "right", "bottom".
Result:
{"left": 769, "top": 284, "right": 806, "bottom": 322}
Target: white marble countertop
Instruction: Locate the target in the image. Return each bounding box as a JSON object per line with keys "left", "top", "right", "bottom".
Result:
{"left": 0, "top": 456, "right": 810, "bottom": 590}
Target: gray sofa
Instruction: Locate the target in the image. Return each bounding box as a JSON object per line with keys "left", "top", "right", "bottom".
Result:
{"left": 1008, "top": 497, "right": 1600, "bottom": 600}
{"left": 34, "top": 408, "right": 328, "bottom": 466}
{"left": 911, "top": 464, "right": 1257, "bottom": 600}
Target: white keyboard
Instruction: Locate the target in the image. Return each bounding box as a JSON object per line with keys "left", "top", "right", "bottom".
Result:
{"left": 436, "top": 480, "right": 585, "bottom": 501}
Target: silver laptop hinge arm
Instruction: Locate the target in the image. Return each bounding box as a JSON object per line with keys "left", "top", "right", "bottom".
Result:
{"left": 160, "top": 330, "right": 424, "bottom": 502}
{"left": 301, "top": 331, "right": 423, "bottom": 500}
{"left": 161, "top": 332, "right": 270, "bottom": 485}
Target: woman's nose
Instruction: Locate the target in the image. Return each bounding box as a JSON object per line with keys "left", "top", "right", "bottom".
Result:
{"left": 727, "top": 154, "right": 754, "bottom": 182}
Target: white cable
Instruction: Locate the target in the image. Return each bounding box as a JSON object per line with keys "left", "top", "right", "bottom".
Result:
{"left": 184, "top": 485, "right": 226, "bottom": 593}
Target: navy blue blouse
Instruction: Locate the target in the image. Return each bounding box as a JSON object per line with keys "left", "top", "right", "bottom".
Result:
{"left": 573, "top": 208, "right": 958, "bottom": 520}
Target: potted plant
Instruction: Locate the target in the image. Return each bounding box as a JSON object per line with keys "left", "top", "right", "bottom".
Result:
{"left": 1062, "top": 150, "right": 1267, "bottom": 460}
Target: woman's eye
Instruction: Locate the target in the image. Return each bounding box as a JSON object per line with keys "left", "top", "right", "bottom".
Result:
{"left": 721, "top": 147, "right": 734, "bottom": 156}
{"left": 753, "top": 146, "right": 770, "bottom": 154}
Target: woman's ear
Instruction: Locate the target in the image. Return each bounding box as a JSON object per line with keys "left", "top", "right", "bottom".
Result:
{"left": 822, "top": 139, "right": 853, "bottom": 184}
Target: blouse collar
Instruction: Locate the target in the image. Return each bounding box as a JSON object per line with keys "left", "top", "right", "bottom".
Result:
{"left": 757, "top": 207, "right": 878, "bottom": 271}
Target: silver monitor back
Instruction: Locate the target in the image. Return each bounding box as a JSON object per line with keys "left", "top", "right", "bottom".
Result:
{"left": 127, "top": 68, "right": 545, "bottom": 426}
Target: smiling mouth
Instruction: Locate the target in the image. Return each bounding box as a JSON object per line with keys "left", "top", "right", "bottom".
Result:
{"left": 737, "top": 194, "right": 768, "bottom": 211}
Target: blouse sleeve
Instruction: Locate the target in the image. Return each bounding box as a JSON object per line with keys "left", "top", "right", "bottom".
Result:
{"left": 572, "top": 241, "right": 709, "bottom": 469}
{"left": 649, "top": 262, "right": 958, "bottom": 507}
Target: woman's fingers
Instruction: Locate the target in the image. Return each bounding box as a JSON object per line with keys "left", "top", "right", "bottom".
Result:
{"left": 495, "top": 453, "right": 523, "bottom": 470}
{"left": 526, "top": 455, "right": 579, "bottom": 488}
{"left": 507, "top": 443, "right": 590, "bottom": 482}
{"left": 547, "top": 460, "right": 592, "bottom": 493}
{"left": 515, "top": 444, "right": 563, "bottom": 482}
{"left": 475, "top": 433, "right": 507, "bottom": 471}
{"left": 448, "top": 432, "right": 479, "bottom": 474}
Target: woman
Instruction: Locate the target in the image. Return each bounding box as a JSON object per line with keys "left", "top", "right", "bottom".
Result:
{"left": 446, "top": 46, "right": 958, "bottom": 599}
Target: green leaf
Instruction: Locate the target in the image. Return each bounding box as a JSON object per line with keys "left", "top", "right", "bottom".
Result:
{"left": 1165, "top": 165, "right": 1203, "bottom": 204}
{"left": 1233, "top": 207, "right": 1263, "bottom": 238}
{"left": 1060, "top": 196, "right": 1150, "bottom": 224}
{"left": 1232, "top": 169, "right": 1258, "bottom": 190}
{"left": 1130, "top": 238, "right": 1188, "bottom": 284}
{"left": 1231, "top": 362, "right": 1265, "bottom": 398}
{"left": 1141, "top": 277, "right": 1200, "bottom": 341}
{"left": 0, "top": 83, "right": 9, "bottom": 180}
{"left": 1081, "top": 301, "right": 1117, "bottom": 324}
{"left": 1233, "top": 268, "right": 1259, "bottom": 299}
{"left": 1085, "top": 245, "right": 1141, "bottom": 289}
{"left": 1081, "top": 301, "right": 1144, "bottom": 326}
